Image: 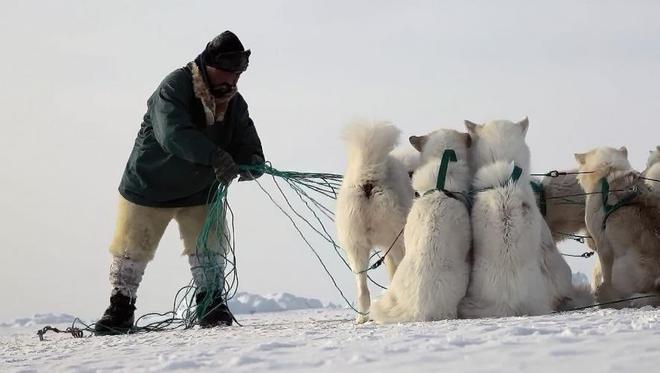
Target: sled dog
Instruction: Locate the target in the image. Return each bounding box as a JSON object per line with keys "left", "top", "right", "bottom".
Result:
{"left": 336, "top": 120, "right": 415, "bottom": 323}
{"left": 576, "top": 146, "right": 660, "bottom": 307}
{"left": 370, "top": 129, "right": 472, "bottom": 323}
{"left": 460, "top": 118, "right": 592, "bottom": 317}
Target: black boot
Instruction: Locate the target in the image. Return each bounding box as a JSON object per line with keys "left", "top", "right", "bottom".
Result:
{"left": 196, "top": 291, "right": 233, "bottom": 327}
{"left": 94, "top": 292, "right": 136, "bottom": 335}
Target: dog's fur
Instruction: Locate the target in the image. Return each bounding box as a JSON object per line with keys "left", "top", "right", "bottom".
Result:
{"left": 464, "top": 119, "right": 531, "bottom": 175}
{"left": 370, "top": 129, "right": 472, "bottom": 323}
{"left": 336, "top": 120, "right": 415, "bottom": 323}
{"left": 459, "top": 118, "right": 592, "bottom": 317}
{"left": 460, "top": 160, "right": 559, "bottom": 317}
{"left": 643, "top": 146, "right": 660, "bottom": 194}
{"left": 647, "top": 146, "right": 660, "bottom": 168}
{"left": 576, "top": 146, "right": 660, "bottom": 307}
{"left": 534, "top": 172, "right": 590, "bottom": 243}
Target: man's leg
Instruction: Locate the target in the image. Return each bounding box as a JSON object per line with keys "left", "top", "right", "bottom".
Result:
{"left": 175, "top": 204, "right": 233, "bottom": 327}
{"left": 95, "top": 196, "right": 173, "bottom": 334}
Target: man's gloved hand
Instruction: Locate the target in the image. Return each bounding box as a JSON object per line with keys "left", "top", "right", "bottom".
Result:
{"left": 211, "top": 149, "right": 240, "bottom": 185}
{"left": 238, "top": 171, "right": 255, "bottom": 182}
{"left": 238, "top": 154, "right": 265, "bottom": 182}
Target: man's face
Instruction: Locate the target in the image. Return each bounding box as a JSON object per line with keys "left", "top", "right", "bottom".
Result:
{"left": 205, "top": 65, "right": 242, "bottom": 102}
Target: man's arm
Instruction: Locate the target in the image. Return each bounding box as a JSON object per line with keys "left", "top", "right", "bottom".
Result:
{"left": 151, "top": 72, "right": 218, "bottom": 165}
{"left": 233, "top": 101, "right": 265, "bottom": 180}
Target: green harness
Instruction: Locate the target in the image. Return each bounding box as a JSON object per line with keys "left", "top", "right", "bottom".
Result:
{"left": 600, "top": 177, "right": 641, "bottom": 229}
{"left": 530, "top": 179, "right": 547, "bottom": 216}
{"left": 422, "top": 149, "right": 458, "bottom": 198}
{"left": 472, "top": 164, "right": 524, "bottom": 195}
{"left": 419, "top": 157, "right": 523, "bottom": 210}
{"left": 419, "top": 149, "right": 476, "bottom": 210}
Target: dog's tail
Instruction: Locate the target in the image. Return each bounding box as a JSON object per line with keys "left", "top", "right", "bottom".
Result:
{"left": 389, "top": 146, "right": 421, "bottom": 177}
{"left": 369, "top": 292, "right": 413, "bottom": 324}
{"left": 342, "top": 120, "right": 401, "bottom": 172}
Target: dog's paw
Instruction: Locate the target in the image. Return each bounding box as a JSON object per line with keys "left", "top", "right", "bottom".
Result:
{"left": 355, "top": 314, "right": 369, "bottom": 324}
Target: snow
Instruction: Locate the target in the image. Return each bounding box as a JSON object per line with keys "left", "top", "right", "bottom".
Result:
{"left": 3, "top": 305, "right": 660, "bottom": 372}
{"left": 0, "top": 292, "right": 335, "bottom": 331}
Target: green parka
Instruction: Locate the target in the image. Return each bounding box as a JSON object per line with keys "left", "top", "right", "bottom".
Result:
{"left": 118, "top": 65, "right": 264, "bottom": 207}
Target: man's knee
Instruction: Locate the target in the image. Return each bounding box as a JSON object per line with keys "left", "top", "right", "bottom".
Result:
{"left": 177, "top": 205, "right": 228, "bottom": 256}
{"left": 109, "top": 197, "right": 172, "bottom": 262}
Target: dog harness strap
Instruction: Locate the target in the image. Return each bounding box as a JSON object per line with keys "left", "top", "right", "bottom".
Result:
{"left": 510, "top": 165, "right": 523, "bottom": 183}
{"left": 600, "top": 177, "right": 641, "bottom": 229}
{"left": 420, "top": 150, "right": 472, "bottom": 209}
{"left": 530, "top": 180, "right": 547, "bottom": 216}
{"left": 600, "top": 178, "right": 611, "bottom": 213}
{"left": 436, "top": 149, "right": 458, "bottom": 191}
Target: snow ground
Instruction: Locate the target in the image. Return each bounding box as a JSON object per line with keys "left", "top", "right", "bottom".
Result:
{"left": 3, "top": 307, "right": 660, "bottom": 372}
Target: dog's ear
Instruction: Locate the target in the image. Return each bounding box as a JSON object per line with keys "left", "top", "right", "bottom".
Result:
{"left": 409, "top": 135, "right": 427, "bottom": 152}
{"left": 464, "top": 120, "right": 480, "bottom": 135}
{"left": 464, "top": 133, "right": 472, "bottom": 148}
{"left": 618, "top": 146, "right": 628, "bottom": 158}
{"left": 518, "top": 117, "right": 529, "bottom": 136}
{"left": 574, "top": 152, "right": 587, "bottom": 165}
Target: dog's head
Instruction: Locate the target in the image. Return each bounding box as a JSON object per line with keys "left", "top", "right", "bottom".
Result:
{"left": 647, "top": 146, "right": 660, "bottom": 169}
{"left": 409, "top": 129, "right": 472, "bottom": 164}
{"left": 464, "top": 117, "right": 531, "bottom": 173}
{"left": 574, "top": 146, "right": 633, "bottom": 190}
{"left": 409, "top": 129, "right": 472, "bottom": 192}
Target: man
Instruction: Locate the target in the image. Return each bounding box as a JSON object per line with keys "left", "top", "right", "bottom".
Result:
{"left": 94, "top": 31, "right": 264, "bottom": 334}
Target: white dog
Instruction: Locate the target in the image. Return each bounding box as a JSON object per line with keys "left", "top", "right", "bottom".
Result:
{"left": 643, "top": 146, "right": 660, "bottom": 194}
{"left": 370, "top": 129, "right": 472, "bottom": 323}
{"left": 589, "top": 146, "right": 659, "bottom": 290}
{"left": 460, "top": 118, "right": 592, "bottom": 318}
{"left": 336, "top": 120, "right": 415, "bottom": 323}
{"left": 576, "top": 146, "right": 660, "bottom": 307}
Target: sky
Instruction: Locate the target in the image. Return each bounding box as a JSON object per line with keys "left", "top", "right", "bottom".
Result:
{"left": 1, "top": 0, "right": 659, "bottom": 321}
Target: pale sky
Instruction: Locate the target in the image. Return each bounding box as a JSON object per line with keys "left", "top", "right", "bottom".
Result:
{"left": 1, "top": 0, "right": 659, "bottom": 321}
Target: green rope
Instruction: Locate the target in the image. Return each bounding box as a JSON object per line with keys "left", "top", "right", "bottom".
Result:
{"left": 250, "top": 175, "right": 369, "bottom": 315}
{"left": 241, "top": 163, "right": 388, "bottom": 275}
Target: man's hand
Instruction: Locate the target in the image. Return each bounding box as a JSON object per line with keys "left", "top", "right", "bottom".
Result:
{"left": 238, "top": 154, "right": 265, "bottom": 182}
{"left": 238, "top": 170, "right": 256, "bottom": 182}
{"left": 211, "top": 149, "right": 240, "bottom": 185}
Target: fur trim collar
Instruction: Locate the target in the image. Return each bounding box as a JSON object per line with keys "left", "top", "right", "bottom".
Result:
{"left": 189, "top": 61, "right": 221, "bottom": 125}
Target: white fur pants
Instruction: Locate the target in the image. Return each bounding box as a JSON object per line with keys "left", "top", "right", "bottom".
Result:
{"left": 108, "top": 195, "right": 229, "bottom": 298}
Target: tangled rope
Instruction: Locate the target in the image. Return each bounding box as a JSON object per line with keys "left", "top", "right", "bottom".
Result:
{"left": 240, "top": 162, "right": 393, "bottom": 315}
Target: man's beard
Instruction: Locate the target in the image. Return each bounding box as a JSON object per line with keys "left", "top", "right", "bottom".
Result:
{"left": 211, "top": 83, "right": 237, "bottom": 103}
